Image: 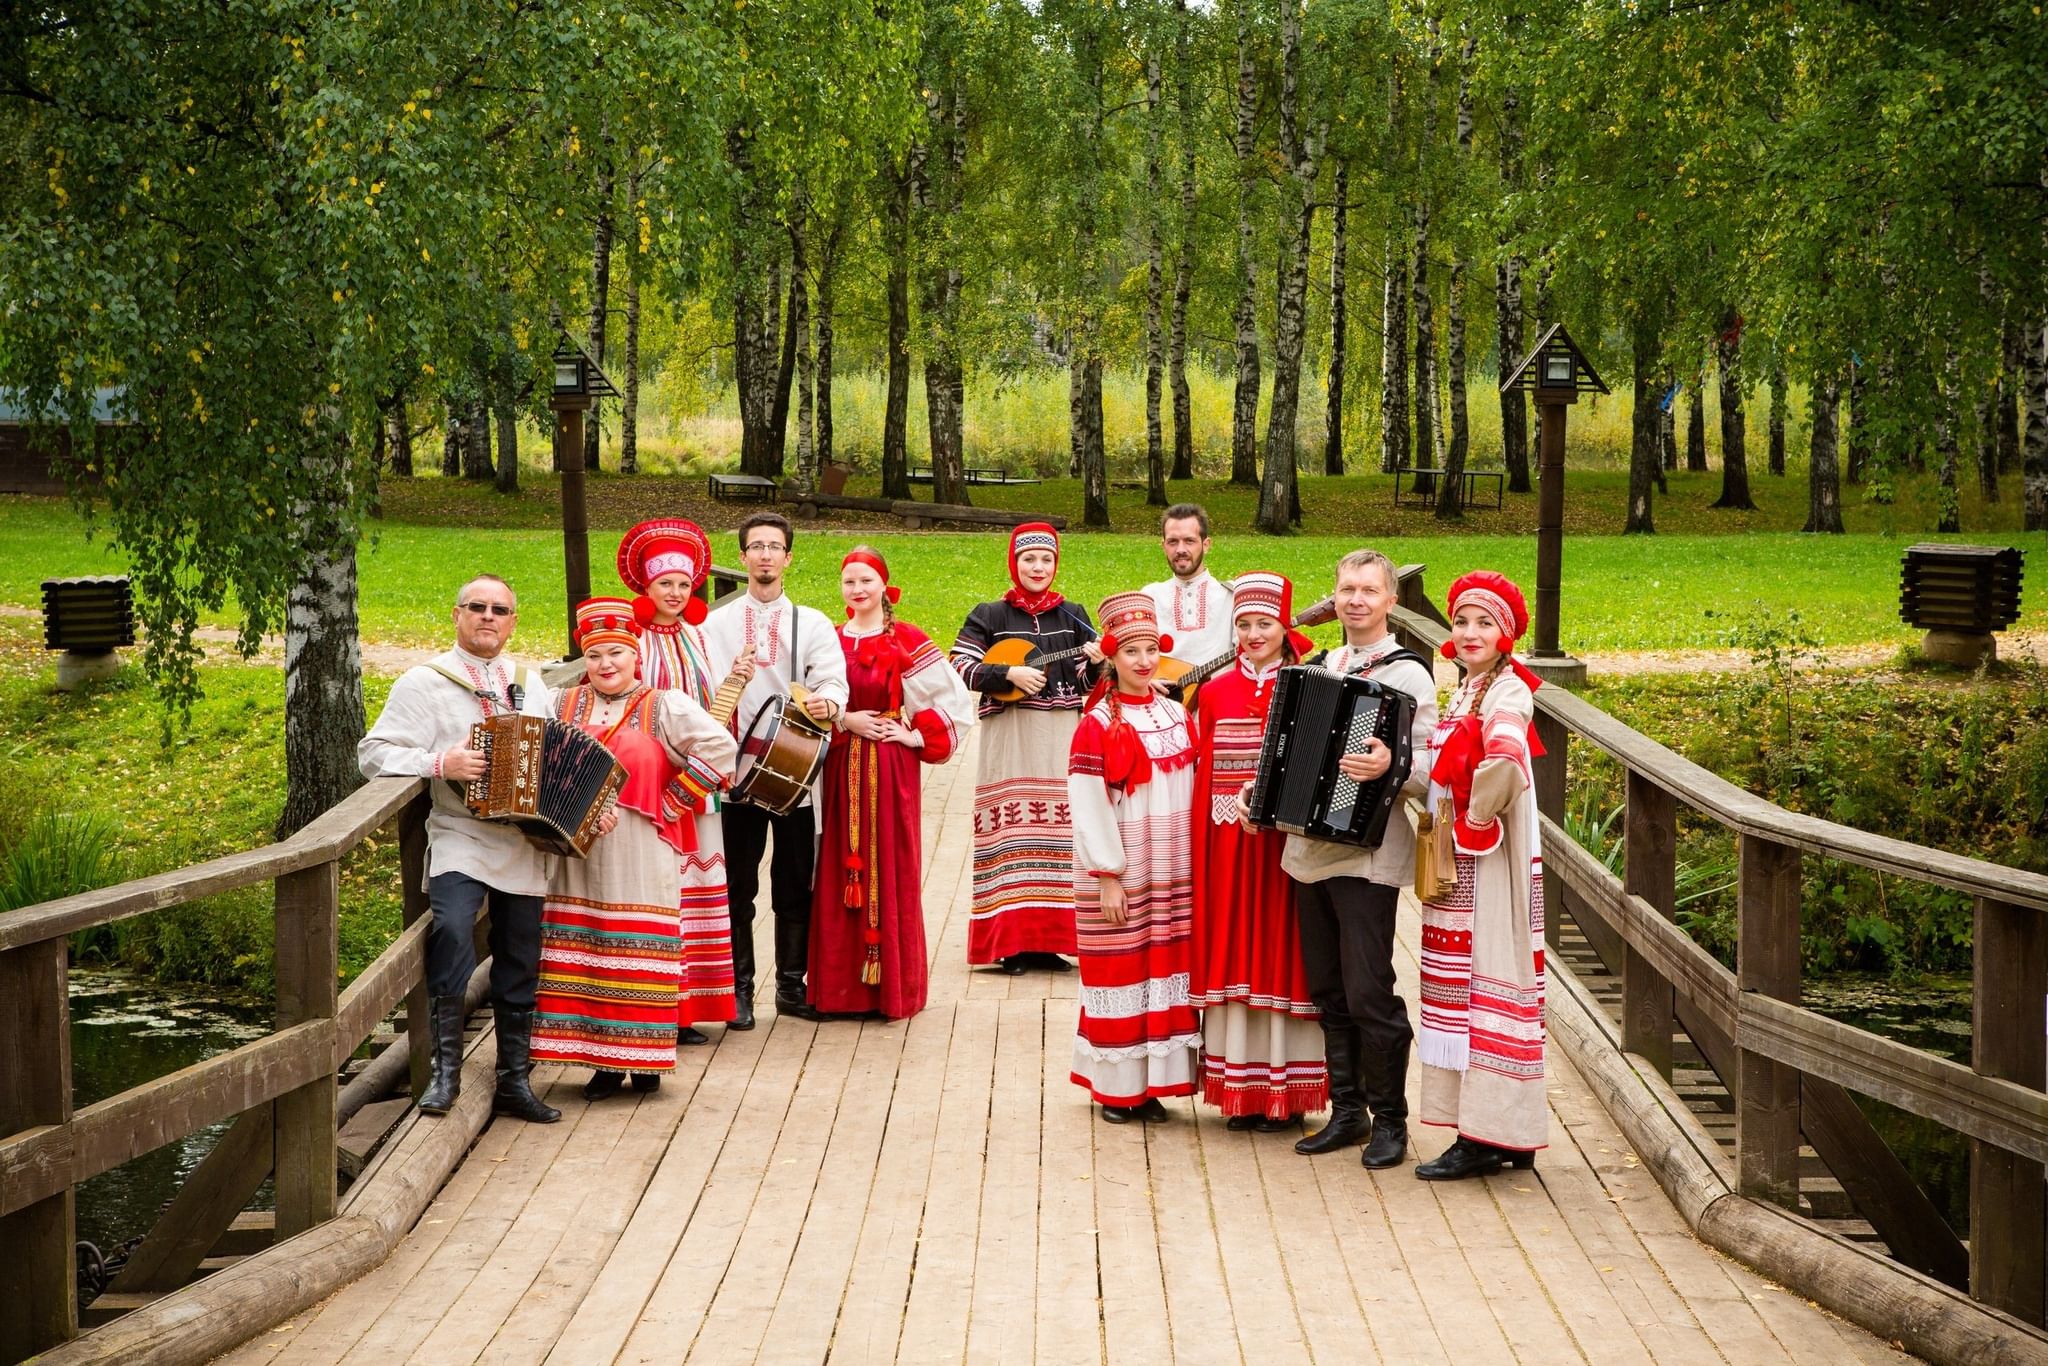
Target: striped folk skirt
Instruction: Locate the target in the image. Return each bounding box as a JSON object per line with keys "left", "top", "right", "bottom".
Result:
{"left": 968, "top": 706, "right": 1080, "bottom": 963}
{"left": 534, "top": 807, "right": 686, "bottom": 1073}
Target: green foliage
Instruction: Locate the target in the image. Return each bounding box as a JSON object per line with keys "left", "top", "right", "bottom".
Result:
{"left": 0, "top": 809, "right": 126, "bottom": 914}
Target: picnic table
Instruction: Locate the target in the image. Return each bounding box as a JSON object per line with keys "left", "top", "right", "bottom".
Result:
{"left": 906, "top": 464, "right": 1043, "bottom": 487}
{"left": 1392, "top": 465, "right": 1503, "bottom": 511}
{"left": 708, "top": 472, "right": 779, "bottom": 503}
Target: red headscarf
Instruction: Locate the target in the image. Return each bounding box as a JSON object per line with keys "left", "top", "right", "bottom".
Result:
{"left": 1004, "top": 522, "right": 1065, "bottom": 615}
{"left": 842, "top": 547, "right": 910, "bottom": 709}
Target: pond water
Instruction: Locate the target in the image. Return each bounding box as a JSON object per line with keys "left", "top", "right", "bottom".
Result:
{"left": 1804, "top": 973, "right": 1975, "bottom": 1237}
{"left": 69, "top": 970, "right": 274, "bottom": 1259}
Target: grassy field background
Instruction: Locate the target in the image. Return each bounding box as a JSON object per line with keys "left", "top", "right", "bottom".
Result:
{"left": 5, "top": 495, "right": 2042, "bottom": 656}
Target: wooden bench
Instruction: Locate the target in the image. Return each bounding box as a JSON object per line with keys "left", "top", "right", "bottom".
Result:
{"left": 781, "top": 485, "right": 1065, "bottom": 532}
{"left": 707, "top": 473, "right": 779, "bottom": 503}
{"left": 1391, "top": 465, "right": 1503, "bottom": 510}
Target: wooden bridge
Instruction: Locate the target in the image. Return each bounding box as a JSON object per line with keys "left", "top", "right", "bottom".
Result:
{"left": 2, "top": 573, "right": 2045, "bottom": 1364}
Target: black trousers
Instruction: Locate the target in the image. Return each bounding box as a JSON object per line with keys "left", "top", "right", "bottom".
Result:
{"left": 426, "top": 871, "right": 542, "bottom": 1010}
{"left": 1294, "top": 875, "right": 1413, "bottom": 1118}
{"left": 722, "top": 800, "right": 816, "bottom": 987}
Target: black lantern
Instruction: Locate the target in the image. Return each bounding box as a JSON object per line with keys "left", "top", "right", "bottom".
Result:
{"left": 42, "top": 575, "right": 134, "bottom": 687}
{"left": 1503, "top": 323, "right": 1608, "bottom": 405}
{"left": 550, "top": 337, "right": 618, "bottom": 411}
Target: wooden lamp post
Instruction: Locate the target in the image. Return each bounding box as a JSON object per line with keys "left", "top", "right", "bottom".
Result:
{"left": 1500, "top": 323, "right": 1608, "bottom": 686}
{"left": 551, "top": 334, "right": 619, "bottom": 658}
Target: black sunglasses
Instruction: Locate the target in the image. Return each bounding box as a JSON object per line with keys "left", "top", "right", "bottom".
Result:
{"left": 461, "top": 602, "right": 515, "bottom": 617}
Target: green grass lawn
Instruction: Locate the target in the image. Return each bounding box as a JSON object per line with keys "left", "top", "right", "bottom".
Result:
{"left": 4, "top": 494, "right": 2042, "bottom": 656}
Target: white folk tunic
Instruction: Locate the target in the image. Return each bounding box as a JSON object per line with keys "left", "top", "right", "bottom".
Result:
{"left": 701, "top": 592, "right": 851, "bottom": 810}
{"left": 357, "top": 647, "right": 557, "bottom": 896}
{"left": 1143, "top": 570, "right": 1236, "bottom": 667}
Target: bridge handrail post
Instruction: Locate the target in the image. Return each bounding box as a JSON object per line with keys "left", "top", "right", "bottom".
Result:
{"left": 1621, "top": 768, "right": 1677, "bottom": 1077}
{"left": 1736, "top": 832, "right": 1802, "bottom": 1208}
{"left": 1970, "top": 894, "right": 2046, "bottom": 1325}
{"left": 273, "top": 859, "right": 340, "bottom": 1240}
{"left": 0, "top": 937, "right": 78, "bottom": 1358}
{"left": 398, "top": 795, "right": 433, "bottom": 1100}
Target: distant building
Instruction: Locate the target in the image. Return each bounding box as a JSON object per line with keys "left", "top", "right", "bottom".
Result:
{"left": 0, "top": 387, "right": 127, "bottom": 494}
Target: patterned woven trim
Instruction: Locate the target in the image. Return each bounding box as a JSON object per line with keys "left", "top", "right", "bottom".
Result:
{"left": 1080, "top": 972, "right": 1193, "bottom": 1019}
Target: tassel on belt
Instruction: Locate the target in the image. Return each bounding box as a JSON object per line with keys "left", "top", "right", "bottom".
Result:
{"left": 844, "top": 709, "right": 901, "bottom": 987}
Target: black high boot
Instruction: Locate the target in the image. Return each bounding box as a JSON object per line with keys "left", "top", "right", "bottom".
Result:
{"left": 729, "top": 914, "right": 757, "bottom": 1031}
{"left": 774, "top": 914, "right": 819, "bottom": 1021}
{"left": 1362, "top": 1042, "right": 1410, "bottom": 1170}
{"left": 1295, "top": 1026, "right": 1370, "bottom": 1155}
{"left": 491, "top": 1007, "right": 562, "bottom": 1123}
{"left": 417, "top": 995, "right": 468, "bottom": 1116}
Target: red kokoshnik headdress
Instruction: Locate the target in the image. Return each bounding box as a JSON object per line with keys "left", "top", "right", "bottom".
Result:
{"left": 1004, "top": 522, "right": 1065, "bottom": 615}
{"left": 1443, "top": 569, "right": 1544, "bottom": 693}
{"left": 1230, "top": 571, "right": 1315, "bottom": 660}
{"left": 1093, "top": 590, "right": 1171, "bottom": 793}
{"left": 617, "top": 517, "right": 713, "bottom": 626}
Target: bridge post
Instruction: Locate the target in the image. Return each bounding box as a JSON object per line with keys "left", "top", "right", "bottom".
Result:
{"left": 0, "top": 939, "right": 77, "bottom": 1359}
{"left": 1736, "top": 834, "right": 1802, "bottom": 1208}
{"left": 1532, "top": 714, "right": 1570, "bottom": 952}
{"left": 1970, "top": 895, "right": 2045, "bottom": 1325}
{"left": 399, "top": 796, "right": 433, "bottom": 1100}
{"left": 274, "top": 860, "right": 340, "bottom": 1239}
{"left": 1621, "top": 770, "right": 1675, "bottom": 1077}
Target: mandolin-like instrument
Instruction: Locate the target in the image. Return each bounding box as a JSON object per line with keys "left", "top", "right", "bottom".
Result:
{"left": 1154, "top": 592, "right": 1338, "bottom": 703}
{"left": 980, "top": 638, "right": 1100, "bottom": 703}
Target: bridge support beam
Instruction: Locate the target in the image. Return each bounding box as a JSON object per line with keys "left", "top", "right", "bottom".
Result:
{"left": 1737, "top": 833, "right": 1802, "bottom": 1209}
{"left": 1971, "top": 895, "right": 2046, "bottom": 1326}
{"left": 274, "top": 861, "right": 340, "bottom": 1240}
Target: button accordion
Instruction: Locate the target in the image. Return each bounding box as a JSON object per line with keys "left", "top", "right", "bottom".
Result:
{"left": 462, "top": 714, "right": 626, "bottom": 858}
{"left": 1246, "top": 667, "right": 1415, "bottom": 847}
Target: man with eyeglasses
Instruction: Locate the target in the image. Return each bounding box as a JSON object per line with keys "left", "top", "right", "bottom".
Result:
{"left": 358, "top": 574, "right": 563, "bottom": 1124}
{"left": 701, "top": 512, "right": 850, "bottom": 1026}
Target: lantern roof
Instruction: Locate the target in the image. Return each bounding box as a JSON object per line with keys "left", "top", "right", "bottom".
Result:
{"left": 1500, "top": 323, "right": 1609, "bottom": 396}
{"left": 552, "top": 332, "right": 620, "bottom": 399}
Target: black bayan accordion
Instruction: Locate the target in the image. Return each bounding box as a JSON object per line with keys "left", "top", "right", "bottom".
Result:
{"left": 462, "top": 715, "right": 626, "bottom": 858}
{"left": 1246, "top": 668, "right": 1415, "bottom": 847}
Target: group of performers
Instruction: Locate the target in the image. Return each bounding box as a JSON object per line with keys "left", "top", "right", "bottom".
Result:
{"left": 360, "top": 502, "right": 1548, "bottom": 1179}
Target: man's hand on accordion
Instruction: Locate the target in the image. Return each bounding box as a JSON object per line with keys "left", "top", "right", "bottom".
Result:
{"left": 440, "top": 747, "right": 488, "bottom": 782}
{"left": 1235, "top": 781, "right": 1255, "bottom": 828}
{"left": 1338, "top": 737, "right": 1393, "bottom": 783}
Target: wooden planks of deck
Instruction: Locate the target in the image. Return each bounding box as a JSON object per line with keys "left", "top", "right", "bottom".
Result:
{"left": 219, "top": 733, "right": 1911, "bottom": 1366}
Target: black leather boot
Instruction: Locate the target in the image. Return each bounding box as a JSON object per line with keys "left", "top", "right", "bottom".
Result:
{"left": 774, "top": 914, "right": 819, "bottom": 1021}
{"left": 417, "top": 995, "right": 468, "bottom": 1116}
{"left": 729, "top": 915, "right": 757, "bottom": 1031}
{"left": 1362, "top": 1042, "right": 1410, "bottom": 1169}
{"left": 1415, "top": 1136, "right": 1528, "bottom": 1181}
{"left": 1295, "top": 1026, "right": 1370, "bottom": 1155}
{"left": 491, "top": 1007, "right": 562, "bottom": 1123}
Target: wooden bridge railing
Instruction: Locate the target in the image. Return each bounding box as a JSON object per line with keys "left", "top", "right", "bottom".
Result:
{"left": 1391, "top": 570, "right": 2048, "bottom": 1328}
{"left": 0, "top": 776, "right": 434, "bottom": 1363}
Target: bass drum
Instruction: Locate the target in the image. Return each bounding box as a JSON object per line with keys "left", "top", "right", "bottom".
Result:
{"left": 730, "top": 694, "right": 831, "bottom": 816}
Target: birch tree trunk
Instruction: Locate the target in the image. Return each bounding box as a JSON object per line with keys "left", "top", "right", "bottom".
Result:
{"left": 1169, "top": 0, "right": 1198, "bottom": 482}
{"left": 732, "top": 133, "right": 786, "bottom": 481}
{"left": 1685, "top": 365, "right": 1707, "bottom": 471}
{"left": 1626, "top": 316, "right": 1659, "bottom": 534}
{"left": 1435, "top": 33, "right": 1474, "bottom": 521}
{"left": 791, "top": 220, "right": 815, "bottom": 488}
{"left": 1805, "top": 372, "right": 1845, "bottom": 533}
{"left": 1324, "top": 159, "right": 1349, "bottom": 476}
{"left": 1143, "top": 46, "right": 1168, "bottom": 506}
{"left": 1257, "top": 5, "right": 1316, "bottom": 534}
{"left": 585, "top": 163, "right": 612, "bottom": 474}
{"left": 916, "top": 81, "right": 968, "bottom": 506}
{"left": 1936, "top": 346, "right": 1961, "bottom": 533}
{"left": 1379, "top": 226, "right": 1409, "bottom": 474}
{"left": 2022, "top": 316, "right": 2046, "bottom": 531}
{"left": 881, "top": 153, "right": 915, "bottom": 499}
{"left": 441, "top": 410, "right": 461, "bottom": 477}
{"left": 387, "top": 401, "right": 413, "bottom": 478}
{"left": 1998, "top": 315, "right": 2022, "bottom": 474}
{"left": 464, "top": 397, "right": 491, "bottom": 480}
{"left": 1712, "top": 323, "right": 1755, "bottom": 508}
{"left": 1228, "top": 8, "right": 1260, "bottom": 487}
{"left": 1495, "top": 73, "right": 1529, "bottom": 493}
{"left": 277, "top": 451, "right": 366, "bottom": 838}
{"left": 816, "top": 211, "right": 844, "bottom": 468}
{"left": 621, "top": 170, "right": 642, "bottom": 476}
{"left": 1847, "top": 363, "right": 1870, "bottom": 483}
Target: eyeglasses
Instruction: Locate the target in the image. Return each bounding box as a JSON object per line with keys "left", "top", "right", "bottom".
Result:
{"left": 461, "top": 602, "right": 515, "bottom": 617}
{"left": 743, "top": 541, "right": 788, "bottom": 555}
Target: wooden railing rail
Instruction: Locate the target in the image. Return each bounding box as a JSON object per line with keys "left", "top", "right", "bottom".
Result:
{"left": 0, "top": 777, "right": 434, "bottom": 1363}
{"left": 1388, "top": 576, "right": 2047, "bottom": 1329}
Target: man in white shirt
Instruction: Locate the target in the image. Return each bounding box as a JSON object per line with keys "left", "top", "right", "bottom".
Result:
{"left": 700, "top": 512, "right": 850, "bottom": 1026}
{"left": 358, "top": 574, "right": 564, "bottom": 1124}
{"left": 1271, "top": 549, "right": 1437, "bottom": 1170}
{"left": 1143, "top": 502, "right": 1235, "bottom": 671}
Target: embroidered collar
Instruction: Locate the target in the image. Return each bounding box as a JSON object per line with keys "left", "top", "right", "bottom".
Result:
{"left": 1336, "top": 635, "right": 1401, "bottom": 673}
{"left": 1237, "top": 657, "right": 1283, "bottom": 685}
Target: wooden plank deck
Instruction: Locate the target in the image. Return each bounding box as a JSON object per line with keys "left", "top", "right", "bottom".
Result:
{"left": 221, "top": 734, "right": 1912, "bottom": 1365}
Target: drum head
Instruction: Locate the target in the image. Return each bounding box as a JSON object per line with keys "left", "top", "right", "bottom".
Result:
{"left": 731, "top": 694, "right": 788, "bottom": 796}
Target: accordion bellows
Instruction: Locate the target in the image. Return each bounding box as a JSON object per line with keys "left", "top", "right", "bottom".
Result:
{"left": 1246, "top": 668, "right": 1415, "bottom": 848}
{"left": 464, "top": 715, "right": 626, "bottom": 858}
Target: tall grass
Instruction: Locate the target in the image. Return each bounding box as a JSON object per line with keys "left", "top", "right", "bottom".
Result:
{"left": 0, "top": 808, "right": 126, "bottom": 912}
{"left": 523, "top": 363, "right": 1776, "bottom": 478}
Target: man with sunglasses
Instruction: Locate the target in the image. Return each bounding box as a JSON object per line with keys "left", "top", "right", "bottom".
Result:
{"left": 359, "top": 574, "right": 564, "bottom": 1124}
{"left": 701, "top": 512, "right": 849, "bottom": 1027}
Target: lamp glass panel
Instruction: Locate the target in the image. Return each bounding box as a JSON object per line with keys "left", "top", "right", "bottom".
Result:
{"left": 554, "top": 359, "right": 582, "bottom": 391}
{"left": 1543, "top": 353, "right": 1574, "bottom": 383}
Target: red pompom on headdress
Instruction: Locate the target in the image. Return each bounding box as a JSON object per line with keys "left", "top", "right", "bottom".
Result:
{"left": 618, "top": 518, "right": 712, "bottom": 626}
{"left": 573, "top": 596, "right": 642, "bottom": 654}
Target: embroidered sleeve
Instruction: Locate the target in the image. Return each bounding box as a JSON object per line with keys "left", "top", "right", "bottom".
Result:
{"left": 902, "top": 626, "right": 976, "bottom": 763}
{"left": 654, "top": 690, "right": 739, "bottom": 788}
{"left": 1067, "top": 715, "right": 1126, "bottom": 879}
{"left": 950, "top": 606, "right": 1010, "bottom": 693}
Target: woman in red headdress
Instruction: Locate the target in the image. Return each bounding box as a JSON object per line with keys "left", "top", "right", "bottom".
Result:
{"left": 533, "top": 599, "right": 737, "bottom": 1099}
{"left": 1414, "top": 571, "right": 1550, "bottom": 1179}
{"left": 808, "top": 548, "right": 978, "bottom": 1019}
{"left": 1067, "top": 591, "right": 1201, "bottom": 1123}
{"left": 616, "top": 518, "right": 740, "bottom": 1043}
{"left": 950, "top": 523, "right": 1099, "bottom": 974}
{"left": 1190, "top": 573, "right": 1328, "bottom": 1129}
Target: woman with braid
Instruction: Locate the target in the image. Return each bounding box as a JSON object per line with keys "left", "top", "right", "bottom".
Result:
{"left": 808, "top": 548, "right": 977, "bottom": 1019}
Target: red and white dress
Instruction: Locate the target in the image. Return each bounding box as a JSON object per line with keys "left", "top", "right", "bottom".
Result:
{"left": 1067, "top": 693, "right": 1201, "bottom": 1105}
{"left": 637, "top": 620, "right": 738, "bottom": 1029}
{"left": 809, "top": 621, "right": 977, "bottom": 1019}
{"left": 1418, "top": 669, "right": 1548, "bottom": 1152}
{"left": 1191, "top": 661, "right": 1328, "bottom": 1119}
